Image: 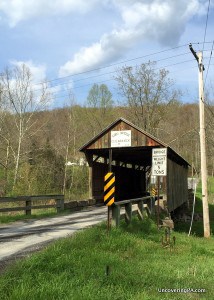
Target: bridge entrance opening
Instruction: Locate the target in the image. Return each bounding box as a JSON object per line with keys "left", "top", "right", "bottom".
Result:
{"left": 80, "top": 118, "right": 189, "bottom": 212}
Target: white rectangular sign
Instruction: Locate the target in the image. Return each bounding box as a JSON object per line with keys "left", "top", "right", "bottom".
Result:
{"left": 111, "top": 130, "right": 131, "bottom": 147}
{"left": 152, "top": 148, "right": 167, "bottom": 176}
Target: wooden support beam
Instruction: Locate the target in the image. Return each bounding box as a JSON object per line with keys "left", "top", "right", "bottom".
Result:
{"left": 56, "top": 197, "right": 64, "bottom": 213}
{"left": 125, "top": 202, "right": 132, "bottom": 224}
{"left": 150, "top": 197, "right": 155, "bottom": 214}
{"left": 137, "top": 201, "right": 144, "bottom": 220}
{"left": 144, "top": 203, "right": 150, "bottom": 216}
{"left": 85, "top": 153, "right": 93, "bottom": 199}
{"left": 112, "top": 205, "right": 120, "bottom": 227}
{"left": 25, "top": 197, "right": 31, "bottom": 215}
{"left": 93, "top": 155, "right": 100, "bottom": 162}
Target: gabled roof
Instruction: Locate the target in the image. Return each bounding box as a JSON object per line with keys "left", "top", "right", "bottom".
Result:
{"left": 79, "top": 117, "right": 189, "bottom": 166}
{"left": 79, "top": 117, "right": 167, "bottom": 151}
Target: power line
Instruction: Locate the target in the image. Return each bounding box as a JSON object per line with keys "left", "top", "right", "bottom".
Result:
{"left": 204, "top": 40, "right": 214, "bottom": 87}
{"left": 32, "top": 41, "right": 214, "bottom": 88}
{"left": 1, "top": 42, "right": 213, "bottom": 104}
{"left": 202, "top": 0, "right": 211, "bottom": 52}
{"left": 34, "top": 43, "right": 190, "bottom": 86}
{"left": 46, "top": 59, "right": 198, "bottom": 103}
{"left": 33, "top": 51, "right": 192, "bottom": 92}
{"left": 1, "top": 42, "right": 213, "bottom": 97}
{"left": 1, "top": 50, "right": 195, "bottom": 95}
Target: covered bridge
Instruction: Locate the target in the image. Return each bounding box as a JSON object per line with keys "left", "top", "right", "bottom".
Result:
{"left": 80, "top": 118, "right": 189, "bottom": 212}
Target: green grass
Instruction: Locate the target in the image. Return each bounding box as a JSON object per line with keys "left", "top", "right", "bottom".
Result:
{"left": 0, "top": 215, "right": 213, "bottom": 300}
{"left": 0, "top": 181, "right": 213, "bottom": 299}
{"left": 208, "top": 177, "right": 214, "bottom": 203}
{"left": 196, "top": 177, "right": 214, "bottom": 203}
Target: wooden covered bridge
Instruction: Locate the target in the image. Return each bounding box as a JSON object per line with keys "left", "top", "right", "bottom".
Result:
{"left": 80, "top": 118, "right": 189, "bottom": 213}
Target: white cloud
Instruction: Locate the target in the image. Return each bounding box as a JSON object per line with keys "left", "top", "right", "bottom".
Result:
{"left": 9, "top": 60, "right": 61, "bottom": 106}
{"left": 0, "top": 0, "right": 99, "bottom": 27}
{"left": 59, "top": 0, "right": 208, "bottom": 76}
{"left": 10, "top": 60, "right": 47, "bottom": 83}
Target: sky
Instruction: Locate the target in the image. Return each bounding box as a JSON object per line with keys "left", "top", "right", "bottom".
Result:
{"left": 0, "top": 0, "right": 214, "bottom": 108}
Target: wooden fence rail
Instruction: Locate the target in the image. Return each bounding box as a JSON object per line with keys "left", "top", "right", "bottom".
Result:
{"left": 0, "top": 195, "right": 64, "bottom": 215}
{"left": 111, "top": 196, "right": 155, "bottom": 227}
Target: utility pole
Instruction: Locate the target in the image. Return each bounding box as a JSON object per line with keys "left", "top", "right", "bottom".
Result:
{"left": 189, "top": 43, "right": 210, "bottom": 238}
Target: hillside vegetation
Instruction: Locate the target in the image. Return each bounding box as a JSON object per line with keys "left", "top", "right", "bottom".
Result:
{"left": 0, "top": 104, "right": 213, "bottom": 199}
{"left": 0, "top": 63, "right": 213, "bottom": 199}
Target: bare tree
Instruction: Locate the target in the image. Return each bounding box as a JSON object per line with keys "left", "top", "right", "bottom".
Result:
{"left": 115, "top": 62, "right": 180, "bottom": 135}
{"left": 0, "top": 64, "right": 51, "bottom": 190}
{"left": 62, "top": 94, "right": 78, "bottom": 196}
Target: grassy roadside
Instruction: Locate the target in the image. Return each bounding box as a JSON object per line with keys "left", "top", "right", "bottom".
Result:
{"left": 0, "top": 179, "right": 213, "bottom": 299}
{"left": 0, "top": 213, "right": 213, "bottom": 300}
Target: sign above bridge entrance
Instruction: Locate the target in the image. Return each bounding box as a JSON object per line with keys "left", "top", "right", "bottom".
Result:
{"left": 111, "top": 130, "right": 131, "bottom": 147}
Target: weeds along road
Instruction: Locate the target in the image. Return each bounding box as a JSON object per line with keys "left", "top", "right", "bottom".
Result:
{"left": 0, "top": 206, "right": 107, "bottom": 270}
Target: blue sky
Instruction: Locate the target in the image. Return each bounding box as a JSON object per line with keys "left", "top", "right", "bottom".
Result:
{"left": 0, "top": 0, "right": 213, "bottom": 108}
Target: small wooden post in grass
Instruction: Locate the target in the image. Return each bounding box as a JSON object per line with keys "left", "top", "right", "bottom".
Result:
{"left": 157, "top": 176, "right": 160, "bottom": 228}
{"left": 112, "top": 205, "right": 120, "bottom": 227}
{"left": 137, "top": 200, "right": 144, "bottom": 220}
{"left": 56, "top": 196, "right": 64, "bottom": 213}
{"left": 125, "top": 202, "right": 132, "bottom": 224}
{"left": 25, "top": 197, "right": 31, "bottom": 215}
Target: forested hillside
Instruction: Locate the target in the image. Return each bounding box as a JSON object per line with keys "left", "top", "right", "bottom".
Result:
{"left": 0, "top": 64, "right": 213, "bottom": 198}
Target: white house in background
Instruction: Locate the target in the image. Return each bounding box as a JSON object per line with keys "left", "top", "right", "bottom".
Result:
{"left": 65, "top": 158, "right": 88, "bottom": 167}
{"left": 65, "top": 161, "right": 78, "bottom": 166}
{"left": 79, "top": 157, "right": 85, "bottom": 166}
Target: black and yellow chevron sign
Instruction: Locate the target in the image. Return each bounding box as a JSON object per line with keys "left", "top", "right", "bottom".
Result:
{"left": 104, "top": 172, "right": 115, "bottom": 206}
{"left": 152, "top": 188, "right": 157, "bottom": 197}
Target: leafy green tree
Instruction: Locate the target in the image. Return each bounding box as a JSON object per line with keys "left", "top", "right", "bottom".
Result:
{"left": 87, "top": 83, "right": 113, "bottom": 110}
{"left": 86, "top": 83, "right": 114, "bottom": 132}
{"left": 24, "top": 140, "right": 64, "bottom": 194}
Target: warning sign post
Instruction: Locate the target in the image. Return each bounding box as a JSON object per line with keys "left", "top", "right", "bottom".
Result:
{"left": 151, "top": 148, "right": 167, "bottom": 228}
{"left": 152, "top": 148, "right": 167, "bottom": 176}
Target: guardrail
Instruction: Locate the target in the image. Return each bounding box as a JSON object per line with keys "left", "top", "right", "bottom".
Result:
{"left": 111, "top": 196, "right": 155, "bottom": 227}
{"left": 0, "top": 195, "right": 64, "bottom": 215}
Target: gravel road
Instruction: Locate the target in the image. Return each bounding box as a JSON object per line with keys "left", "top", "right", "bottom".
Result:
{"left": 0, "top": 206, "right": 107, "bottom": 273}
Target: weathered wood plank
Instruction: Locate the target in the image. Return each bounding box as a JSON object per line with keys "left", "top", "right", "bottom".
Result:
{"left": 30, "top": 195, "right": 64, "bottom": 200}
{"left": 0, "top": 196, "right": 30, "bottom": 202}
{"left": 125, "top": 202, "right": 132, "bottom": 224}
{"left": 0, "top": 207, "right": 27, "bottom": 212}
{"left": 0, "top": 204, "right": 57, "bottom": 213}
{"left": 0, "top": 195, "right": 63, "bottom": 202}
{"left": 113, "top": 196, "right": 152, "bottom": 206}
{"left": 0, "top": 195, "right": 64, "bottom": 214}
